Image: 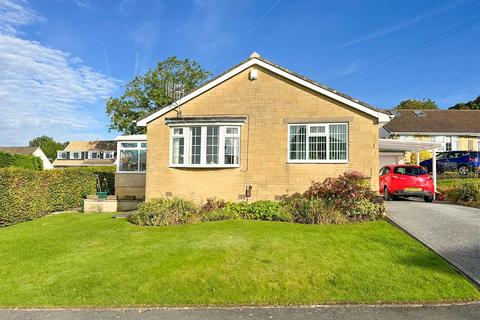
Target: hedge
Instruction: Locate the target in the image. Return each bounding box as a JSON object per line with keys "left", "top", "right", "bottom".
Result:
{"left": 0, "top": 166, "right": 115, "bottom": 227}
{"left": 0, "top": 151, "right": 43, "bottom": 171}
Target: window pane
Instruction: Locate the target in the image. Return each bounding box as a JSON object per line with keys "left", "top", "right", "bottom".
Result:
{"left": 289, "top": 125, "right": 306, "bottom": 160}
{"left": 190, "top": 127, "right": 202, "bottom": 164}
{"left": 206, "top": 127, "right": 219, "bottom": 164}
{"left": 140, "top": 143, "right": 147, "bottom": 148}
{"left": 121, "top": 142, "right": 137, "bottom": 148}
{"left": 225, "top": 137, "right": 239, "bottom": 165}
{"left": 172, "top": 137, "right": 184, "bottom": 164}
{"left": 139, "top": 149, "right": 147, "bottom": 171}
{"left": 309, "top": 125, "right": 326, "bottom": 134}
{"left": 309, "top": 136, "right": 327, "bottom": 160}
{"left": 173, "top": 128, "right": 183, "bottom": 135}
{"left": 329, "top": 124, "right": 347, "bottom": 160}
{"left": 119, "top": 150, "right": 139, "bottom": 171}
{"left": 226, "top": 127, "right": 239, "bottom": 135}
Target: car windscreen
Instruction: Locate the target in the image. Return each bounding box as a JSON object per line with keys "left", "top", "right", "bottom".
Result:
{"left": 394, "top": 166, "right": 428, "bottom": 176}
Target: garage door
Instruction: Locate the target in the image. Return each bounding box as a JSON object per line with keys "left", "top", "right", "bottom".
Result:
{"left": 379, "top": 152, "right": 404, "bottom": 168}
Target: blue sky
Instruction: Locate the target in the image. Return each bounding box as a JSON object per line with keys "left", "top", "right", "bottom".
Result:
{"left": 1, "top": 0, "right": 480, "bottom": 145}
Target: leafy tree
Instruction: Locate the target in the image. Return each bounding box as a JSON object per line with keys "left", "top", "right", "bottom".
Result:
{"left": 29, "top": 135, "right": 66, "bottom": 160}
{"left": 395, "top": 99, "right": 439, "bottom": 110}
{"left": 449, "top": 96, "right": 480, "bottom": 110}
{"left": 106, "top": 57, "right": 211, "bottom": 134}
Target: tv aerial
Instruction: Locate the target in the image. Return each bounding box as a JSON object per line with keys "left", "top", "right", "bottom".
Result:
{"left": 165, "top": 81, "right": 186, "bottom": 118}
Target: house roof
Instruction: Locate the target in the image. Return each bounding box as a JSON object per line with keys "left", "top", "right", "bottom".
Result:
{"left": 137, "top": 53, "right": 392, "bottom": 126}
{"left": 0, "top": 146, "right": 38, "bottom": 155}
{"left": 383, "top": 110, "right": 480, "bottom": 135}
{"left": 63, "top": 140, "right": 116, "bottom": 151}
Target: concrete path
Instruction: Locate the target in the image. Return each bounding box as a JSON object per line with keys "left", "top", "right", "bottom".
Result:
{"left": 386, "top": 199, "right": 480, "bottom": 285}
{"left": 0, "top": 304, "right": 479, "bottom": 320}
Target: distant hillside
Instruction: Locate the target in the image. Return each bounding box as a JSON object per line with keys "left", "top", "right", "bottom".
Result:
{"left": 449, "top": 96, "right": 480, "bottom": 110}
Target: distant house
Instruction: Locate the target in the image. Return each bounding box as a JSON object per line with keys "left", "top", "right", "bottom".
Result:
{"left": 0, "top": 146, "right": 53, "bottom": 170}
{"left": 381, "top": 110, "right": 480, "bottom": 152}
{"left": 52, "top": 140, "right": 116, "bottom": 168}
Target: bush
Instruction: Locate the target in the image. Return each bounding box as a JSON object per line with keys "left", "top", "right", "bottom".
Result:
{"left": 199, "top": 198, "right": 227, "bottom": 215}
{"left": 0, "top": 167, "right": 106, "bottom": 227}
{"left": 0, "top": 151, "right": 43, "bottom": 171}
{"left": 128, "top": 197, "right": 199, "bottom": 226}
{"left": 64, "top": 166, "right": 115, "bottom": 195}
{"left": 347, "top": 199, "right": 385, "bottom": 222}
{"left": 280, "top": 194, "right": 346, "bottom": 224}
{"left": 304, "top": 171, "right": 384, "bottom": 221}
{"left": 454, "top": 181, "right": 480, "bottom": 205}
{"left": 201, "top": 200, "right": 291, "bottom": 222}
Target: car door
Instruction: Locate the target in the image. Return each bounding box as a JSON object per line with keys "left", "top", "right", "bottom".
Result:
{"left": 379, "top": 166, "right": 389, "bottom": 193}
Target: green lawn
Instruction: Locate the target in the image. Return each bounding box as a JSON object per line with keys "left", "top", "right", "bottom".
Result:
{"left": 438, "top": 178, "right": 479, "bottom": 188}
{"left": 0, "top": 213, "right": 478, "bottom": 307}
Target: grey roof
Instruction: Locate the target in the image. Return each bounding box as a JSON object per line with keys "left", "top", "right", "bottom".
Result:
{"left": 0, "top": 146, "right": 37, "bottom": 155}
{"left": 384, "top": 110, "right": 480, "bottom": 134}
{"left": 138, "top": 55, "right": 390, "bottom": 123}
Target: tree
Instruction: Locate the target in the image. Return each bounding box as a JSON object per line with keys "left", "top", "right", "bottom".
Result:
{"left": 29, "top": 135, "right": 66, "bottom": 160}
{"left": 106, "top": 57, "right": 211, "bottom": 134}
{"left": 449, "top": 96, "right": 480, "bottom": 110}
{"left": 395, "top": 99, "right": 439, "bottom": 110}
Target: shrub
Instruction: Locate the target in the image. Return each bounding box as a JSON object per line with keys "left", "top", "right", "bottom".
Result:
{"left": 454, "top": 182, "right": 480, "bottom": 205}
{"left": 0, "top": 151, "right": 43, "bottom": 171}
{"left": 0, "top": 167, "right": 107, "bottom": 227}
{"left": 304, "top": 171, "right": 384, "bottom": 220}
{"left": 280, "top": 194, "right": 346, "bottom": 224}
{"left": 202, "top": 200, "right": 291, "bottom": 222}
{"left": 199, "top": 198, "right": 227, "bottom": 215}
{"left": 128, "top": 197, "right": 199, "bottom": 226}
{"left": 348, "top": 199, "right": 385, "bottom": 222}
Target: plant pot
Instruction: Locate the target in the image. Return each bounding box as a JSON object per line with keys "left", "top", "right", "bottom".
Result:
{"left": 96, "top": 191, "right": 108, "bottom": 199}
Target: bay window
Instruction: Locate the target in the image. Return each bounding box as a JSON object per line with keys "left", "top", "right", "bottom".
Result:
{"left": 118, "top": 142, "right": 147, "bottom": 172}
{"left": 288, "top": 123, "right": 348, "bottom": 163}
{"left": 170, "top": 126, "right": 240, "bottom": 167}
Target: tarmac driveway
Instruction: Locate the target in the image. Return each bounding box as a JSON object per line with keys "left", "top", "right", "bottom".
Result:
{"left": 386, "top": 199, "right": 480, "bottom": 285}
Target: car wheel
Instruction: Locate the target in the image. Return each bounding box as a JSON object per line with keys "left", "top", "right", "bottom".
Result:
{"left": 458, "top": 165, "right": 469, "bottom": 176}
{"left": 384, "top": 186, "right": 393, "bottom": 201}
{"left": 424, "top": 195, "right": 434, "bottom": 203}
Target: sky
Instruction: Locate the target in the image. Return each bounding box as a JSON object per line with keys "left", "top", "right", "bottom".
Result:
{"left": 1, "top": 0, "right": 480, "bottom": 146}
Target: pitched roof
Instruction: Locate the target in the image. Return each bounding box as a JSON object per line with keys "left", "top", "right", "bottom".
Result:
{"left": 384, "top": 110, "right": 480, "bottom": 134}
{"left": 0, "top": 146, "right": 37, "bottom": 155}
{"left": 63, "top": 140, "right": 116, "bottom": 151}
{"left": 137, "top": 53, "right": 392, "bottom": 126}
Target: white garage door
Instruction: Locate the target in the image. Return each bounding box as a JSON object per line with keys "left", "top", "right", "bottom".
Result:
{"left": 379, "top": 152, "right": 404, "bottom": 168}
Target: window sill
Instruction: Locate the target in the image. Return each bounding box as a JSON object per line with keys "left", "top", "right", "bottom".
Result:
{"left": 287, "top": 160, "right": 349, "bottom": 164}
{"left": 169, "top": 164, "right": 240, "bottom": 169}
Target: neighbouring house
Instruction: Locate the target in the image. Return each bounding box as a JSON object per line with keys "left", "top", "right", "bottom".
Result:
{"left": 381, "top": 110, "right": 480, "bottom": 153}
{"left": 52, "top": 140, "right": 117, "bottom": 168}
{"left": 116, "top": 52, "right": 394, "bottom": 201}
{"left": 0, "top": 146, "right": 53, "bottom": 170}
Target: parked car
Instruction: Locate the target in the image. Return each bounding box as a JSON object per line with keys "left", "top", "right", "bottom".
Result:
{"left": 379, "top": 164, "right": 435, "bottom": 202}
{"left": 420, "top": 151, "right": 480, "bottom": 176}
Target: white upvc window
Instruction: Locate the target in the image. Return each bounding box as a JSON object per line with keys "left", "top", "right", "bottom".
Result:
{"left": 118, "top": 142, "right": 147, "bottom": 173}
{"left": 89, "top": 151, "right": 100, "bottom": 159}
{"left": 170, "top": 125, "right": 240, "bottom": 167}
{"left": 288, "top": 123, "right": 348, "bottom": 163}
{"left": 104, "top": 151, "right": 115, "bottom": 159}
{"left": 70, "top": 151, "right": 81, "bottom": 160}
{"left": 57, "top": 151, "right": 67, "bottom": 159}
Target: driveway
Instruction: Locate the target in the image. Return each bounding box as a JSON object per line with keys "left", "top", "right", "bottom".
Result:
{"left": 386, "top": 199, "right": 480, "bottom": 285}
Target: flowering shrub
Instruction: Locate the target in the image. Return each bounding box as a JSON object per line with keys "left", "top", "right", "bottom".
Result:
{"left": 303, "top": 171, "right": 384, "bottom": 221}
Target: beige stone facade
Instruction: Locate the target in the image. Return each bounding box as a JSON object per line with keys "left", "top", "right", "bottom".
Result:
{"left": 115, "top": 173, "right": 146, "bottom": 199}
{"left": 144, "top": 65, "right": 380, "bottom": 202}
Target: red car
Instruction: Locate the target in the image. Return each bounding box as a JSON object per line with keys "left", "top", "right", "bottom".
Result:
{"left": 379, "top": 164, "right": 435, "bottom": 202}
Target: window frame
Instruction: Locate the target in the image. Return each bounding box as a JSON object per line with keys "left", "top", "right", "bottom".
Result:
{"left": 117, "top": 141, "right": 147, "bottom": 173}
{"left": 88, "top": 151, "right": 101, "bottom": 159}
{"left": 169, "top": 125, "right": 241, "bottom": 168}
{"left": 70, "top": 151, "right": 82, "bottom": 160}
{"left": 103, "top": 151, "right": 115, "bottom": 159}
{"left": 57, "top": 151, "right": 68, "bottom": 160}
{"left": 287, "top": 123, "right": 349, "bottom": 164}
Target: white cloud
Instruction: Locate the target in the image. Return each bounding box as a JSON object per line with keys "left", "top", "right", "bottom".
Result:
{"left": 0, "top": 0, "right": 119, "bottom": 145}
{"left": 0, "top": 0, "right": 44, "bottom": 35}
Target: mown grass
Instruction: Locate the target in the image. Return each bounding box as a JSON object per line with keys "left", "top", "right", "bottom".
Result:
{"left": 0, "top": 213, "right": 478, "bottom": 307}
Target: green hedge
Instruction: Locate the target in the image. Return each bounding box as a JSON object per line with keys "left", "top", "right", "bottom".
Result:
{"left": 0, "top": 151, "right": 43, "bottom": 171}
{"left": 0, "top": 166, "right": 115, "bottom": 227}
